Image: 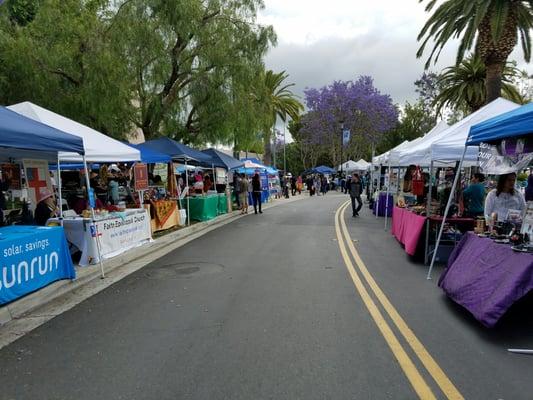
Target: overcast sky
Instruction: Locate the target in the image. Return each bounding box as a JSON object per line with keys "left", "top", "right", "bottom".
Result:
{"left": 258, "top": 0, "right": 463, "bottom": 106}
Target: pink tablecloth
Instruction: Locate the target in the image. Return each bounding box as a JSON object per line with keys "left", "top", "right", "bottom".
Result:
{"left": 391, "top": 207, "right": 427, "bottom": 256}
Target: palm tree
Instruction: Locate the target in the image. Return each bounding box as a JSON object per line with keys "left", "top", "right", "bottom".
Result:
{"left": 261, "top": 70, "right": 303, "bottom": 166}
{"left": 433, "top": 54, "right": 524, "bottom": 115}
{"left": 417, "top": 0, "right": 533, "bottom": 103}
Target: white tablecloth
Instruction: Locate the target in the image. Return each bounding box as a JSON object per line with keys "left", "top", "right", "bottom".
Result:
{"left": 49, "top": 208, "right": 152, "bottom": 266}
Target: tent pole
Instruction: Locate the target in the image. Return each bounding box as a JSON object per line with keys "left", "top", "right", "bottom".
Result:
{"left": 375, "top": 165, "right": 380, "bottom": 219}
{"left": 83, "top": 156, "right": 105, "bottom": 279}
{"left": 185, "top": 159, "right": 190, "bottom": 226}
{"left": 384, "top": 161, "right": 391, "bottom": 230}
{"left": 427, "top": 147, "right": 467, "bottom": 280}
{"left": 424, "top": 160, "right": 434, "bottom": 265}
{"left": 57, "top": 154, "right": 63, "bottom": 218}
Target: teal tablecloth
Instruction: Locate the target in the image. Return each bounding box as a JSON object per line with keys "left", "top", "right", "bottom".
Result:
{"left": 186, "top": 195, "right": 219, "bottom": 222}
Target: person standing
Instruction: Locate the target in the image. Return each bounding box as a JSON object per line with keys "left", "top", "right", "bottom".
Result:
{"left": 525, "top": 174, "right": 533, "bottom": 202}
{"left": 485, "top": 173, "right": 526, "bottom": 222}
{"left": 252, "top": 172, "right": 263, "bottom": 214}
{"left": 239, "top": 174, "right": 249, "bottom": 214}
{"left": 348, "top": 173, "right": 363, "bottom": 217}
{"left": 463, "top": 173, "right": 486, "bottom": 218}
{"left": 234, "top": 173, "right": 241, "bottom": 209}
{"left": 315, "top": 175, "right": 321, "bottom": 196}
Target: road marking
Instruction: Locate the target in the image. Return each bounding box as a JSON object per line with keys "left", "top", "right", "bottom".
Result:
{"left": 337, "top": 202, "right": 464, "bottom": 400}
{"left": 334, "top": 202, "right": 437, "bottom": 400}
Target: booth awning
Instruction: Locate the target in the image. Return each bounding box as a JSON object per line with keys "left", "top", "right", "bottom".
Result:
{"left": 128, "top": 143, "right": 172, "bottom": 164}
{"left": 202, "top": 148, "right": 244, "bottom": 170}
{"left": 7, "top": 102, "right": 140, "bottom": 162}
{"left": 468, "top": 102, "right": 533, "bottom": 145}
{"left": 142, "top": 138, "right": 212, "bottom": 164}
{"left": 0, "top": 106, "right": 84, "bottom": 161}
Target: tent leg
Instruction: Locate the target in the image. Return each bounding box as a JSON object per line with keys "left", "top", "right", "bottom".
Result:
{"left": 384, "top": 162, "right": 391, "bottom": 230}
{"left": 83, "top": 157, "right": 105, "bottom": 279}
{"left": 427, "top": 148, "right": 466, "bottom": 280}
{"left": 424, "top": 161, "right": 434, "bottom": 265}
{"left": 185, "top": 160, "right": 190, "bottom": 226}
{"left": 57, "top": 155, "right": 63, "bottom": 218}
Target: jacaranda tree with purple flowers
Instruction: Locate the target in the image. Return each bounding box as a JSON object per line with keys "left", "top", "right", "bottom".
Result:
{"left": 299, "top": 76, "right": 398, "bottom": 167}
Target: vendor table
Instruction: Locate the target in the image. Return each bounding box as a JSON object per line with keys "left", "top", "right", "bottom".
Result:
{"left": 217, "top": 194, "right": 228, "bottom": 215}
{"left": 48, "top": 208, "right": 151, "bottom": 266}
{"left": 391, "top": 206, "right": 426, "bottom": 256}
{"left": 0, "top": 225, "right": 75, "bottom": 305}
{"left": 439, "top": 232, "right": 533, "bottom": 328}
{"left": 373, "top": 192, "right": 393, "bottom": 217}
{"left": 186, "top": 195, "right": 219, "bottom": 222}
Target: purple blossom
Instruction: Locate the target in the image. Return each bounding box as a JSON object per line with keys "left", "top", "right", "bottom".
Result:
{"left": 299, "top": 76, "right": 398, "bottom": 146}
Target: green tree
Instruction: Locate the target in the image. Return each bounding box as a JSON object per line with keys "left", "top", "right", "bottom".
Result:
{"left": 434, "top": 54, "right": 524, "bottom": 115}
{"left": 0, "top": 0, "right": 135, "bottom": 137}
{"left": 259, "top": 70, "right": 303, "bottom": 165}
{"left": 417, "top": 0, "right": 533, "bottom": 103}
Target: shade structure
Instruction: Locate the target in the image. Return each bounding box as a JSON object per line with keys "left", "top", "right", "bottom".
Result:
{"left": 8, "top": 102, "right": 140, "bottom": 162}
{"left": 431, "top": 98, "right": 519, "bottom": 162}
{"left": 127, "top": 143, "right": 171, "bottom": 164}
{"left": 201, "top": 148, "right": 244, "bottom": 170}
{"left": 338, "top": 160, "right": 359, "bottom": 171}
{"left": 397, "top": 120, "right": 450, "bottom": 166}
{"left": 0, "top": 106, "right": 85, "bottom": 161}
{"left": 468, "top": 102, "right": 533, "bottom": 145}
{"left": 313, "top": 165, "right": 335, "bottom": 174}
{"left": 355, "top": 159, "right": 371, "bottom": 170}
{"left": 142, "top": 138, "right": 212, "bottom": 164}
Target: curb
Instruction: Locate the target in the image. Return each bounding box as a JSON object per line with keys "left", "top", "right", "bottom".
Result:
{"left": 0, "top": 195, "right": 303, "bottom": 330}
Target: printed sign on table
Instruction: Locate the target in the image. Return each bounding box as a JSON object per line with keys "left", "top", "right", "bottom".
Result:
{"left": 134, "top": 163, "right": 149, "bottom": 191}
{"left": 0, "top": 226, "right": 75, "bottom": 305}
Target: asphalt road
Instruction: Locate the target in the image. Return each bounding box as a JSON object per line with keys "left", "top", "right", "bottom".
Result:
{"left": 0, "top": 193, "right": 532, "bottom": 400}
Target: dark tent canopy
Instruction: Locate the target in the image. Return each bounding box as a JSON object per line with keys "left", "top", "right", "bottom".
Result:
{"left": 202, "top": 148, "right": 243, "bottom": 170}
{"left": 142, "top": 138, "right": 212, "bottom": 164}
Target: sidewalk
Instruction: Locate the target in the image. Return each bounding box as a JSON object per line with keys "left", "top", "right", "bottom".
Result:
{"left": 0, "top": 194, "right": 304, "bottom": 349}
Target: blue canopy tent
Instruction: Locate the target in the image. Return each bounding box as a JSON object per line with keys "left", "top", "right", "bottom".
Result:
{"left": 202, "top": 148, "right": 243, "bottom": 170}
{"left": 0, "top": 106, "right": 85, "bottom": 161}
{"left": 314, "top": 165, "right": 335, "bottom": 174}
{"left": 127, "top": 143, "right": 172, "bottom": 164}
{"left": 428, "top": 102, "right": 533, "bottom": 279}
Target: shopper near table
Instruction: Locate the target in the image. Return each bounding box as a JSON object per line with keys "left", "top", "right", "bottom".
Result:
{"left": 291, "top": 175, "right": 297, "bottom": 196}
{"left": 252, "top": 172, "right": 262, "bottom": 214}
{"left": 108, "top": 178, "right": 120, "bottom": 205}
{"left": 239, "top": 174, "right": 249, "bottom": 214}
{"left": 234, "top": 173, "right": 241, "bottom": 209}
{"left": 348, "top": 173, "right": 364, "bottom": 217}
{"left": 34, "top": 189, "right": 58, "bottom": 226}
{"left": 484, "top": 173, "right": 526, "bottom": 222}
{"left": 463, "top": 173, "right": 486, "bottom": 218}
{"left": 203, "top": 174, "right": 213, "bottom": 193}
{"left": 525, "top": 174, "right": 533, "bottom": 202}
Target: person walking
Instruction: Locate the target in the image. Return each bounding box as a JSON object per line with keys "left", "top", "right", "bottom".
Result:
{"left": 315, "top": 175, "right": 321, "bottom": 196}
{"left": 291, "top": 175, "right": 297, "bottom": 196}
{"left": 252, "top": 172, "right": 263, "bottom": 214}
{"left": 234, "top": 173, "right": 241, "bottom": 209}
{"left": 239, "top": 174, "right": 249, "bottom": 214}
{"left": 348, "top": 173, "right": 364, "bottom": 217}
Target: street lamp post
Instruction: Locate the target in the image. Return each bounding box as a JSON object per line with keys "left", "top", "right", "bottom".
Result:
{"left": 340, "top": 121, "right": 344, "bottom": 176}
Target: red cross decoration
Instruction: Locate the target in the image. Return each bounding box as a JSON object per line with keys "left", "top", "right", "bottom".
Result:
{"left": 26, "top": 167, "right": 49, "bottom": 203}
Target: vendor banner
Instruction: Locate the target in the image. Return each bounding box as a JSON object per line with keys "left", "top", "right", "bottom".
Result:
{"left": 96, "top": 210, "right": 151, "bottom": 259}
{"left": 478, "top": 140, "right": 533, "bottom": 175}
{"left": 134, "top": 163, "right": 149, "bottom": 191}
{"left": 23, "top": 159, "right": 52, "bottom": 209}
{"left": 0, "top": 226, "right": 75, "bottom": 305}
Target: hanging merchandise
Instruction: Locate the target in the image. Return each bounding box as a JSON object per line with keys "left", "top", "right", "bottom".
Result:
{"left": 411, "top": 166, "right": 424, "bottom": 196}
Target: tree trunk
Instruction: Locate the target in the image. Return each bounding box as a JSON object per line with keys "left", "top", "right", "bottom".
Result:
{"left": 263, "top": 130, "right": 272, "bottom": 165}
{"left": 485, "top": 62, "right": 504, "bottom": 103}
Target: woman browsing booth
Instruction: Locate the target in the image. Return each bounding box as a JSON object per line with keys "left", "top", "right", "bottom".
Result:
{"left": 484, "top": 173, "right": 526, "bottom": 223}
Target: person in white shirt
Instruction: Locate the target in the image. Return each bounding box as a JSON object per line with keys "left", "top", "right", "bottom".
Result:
{"left": 484, "top": 173, "right": 526, "bottom": 222}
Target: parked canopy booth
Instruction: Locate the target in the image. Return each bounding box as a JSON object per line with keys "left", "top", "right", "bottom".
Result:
{"left": 235, "top": 159, "right": 272, "bottom": 204}
{"left": 0, "top": 106, "right": 85, "bottom": 305}
{"left": 9, "top": 102, "right": 151, "bottom": 270}
{"left": 432, "top": 102, "right": 533, "bottom": 328}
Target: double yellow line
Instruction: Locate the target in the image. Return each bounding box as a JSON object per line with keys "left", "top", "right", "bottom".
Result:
{"left": 335, "top": 201, "right": 463, "bottom": 400}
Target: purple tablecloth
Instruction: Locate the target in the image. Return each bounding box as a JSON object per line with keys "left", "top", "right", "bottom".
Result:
{"left": 439, "top": 232, "right": 533, "bottom": 327}
{"left": 372, "top": 192, "right": 393, "bottom": 217}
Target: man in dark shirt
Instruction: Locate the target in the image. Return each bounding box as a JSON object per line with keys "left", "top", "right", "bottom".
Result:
{"left": 348, "top": 173, "right": 364, "bottom": 217}
{"left": 252, "top": 173, "right": 262, "bottom": 214}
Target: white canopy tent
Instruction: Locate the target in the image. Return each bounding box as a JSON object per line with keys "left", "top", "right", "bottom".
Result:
{"left": 397, "top": 120, "right": 450, "bottom": 167}
{"left": 355, "top": 159, "right": 371, "bottom": 170}
{"left": 338, "top": 159, "right": 370, "bottom": 172}
{"left": 8, "top": 102, "right": 141, "bottom": 162}
{"left": 430, "top": 98, "right": 519, "bottom": 163}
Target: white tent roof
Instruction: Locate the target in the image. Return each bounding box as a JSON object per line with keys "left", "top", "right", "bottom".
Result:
{"left": 355, "top": 159, "right": 370, "bottom": 169}
{"left": 8, "top": 102, "right": 141, "bottom": 162}
{"left": 338, "top": 160, "right": 359, "bottom": 171}
{"left": 397, "top": 120, "right": 453, "bottom": 166}
{"left": 430, "top": 98, "right": 520, "bottom": 162}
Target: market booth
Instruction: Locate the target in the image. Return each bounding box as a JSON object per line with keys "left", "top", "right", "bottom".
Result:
{"left": 0, "top": 106, "right": 85, "bottom": 304}
{"left": 8, "top": 102, "right": 152, "bottom": 268}
{"left": 435, "top": 102, "right": 533, "bottom": 327}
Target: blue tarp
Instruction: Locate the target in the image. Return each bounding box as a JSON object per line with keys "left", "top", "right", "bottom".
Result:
{"left": 0, "top": 106, "right": 85, "bottom": 156}
{"left": 202, "top": 148, "right": 243, "bottom": 170}
{"left": 142, "top": 138, "right": 213, "bottom": 164}
{"left": 468, "top": 103, "right": 533, "bottom": 145}
{"left": 127, "top": 143, "right": 171, "bottom": 164}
